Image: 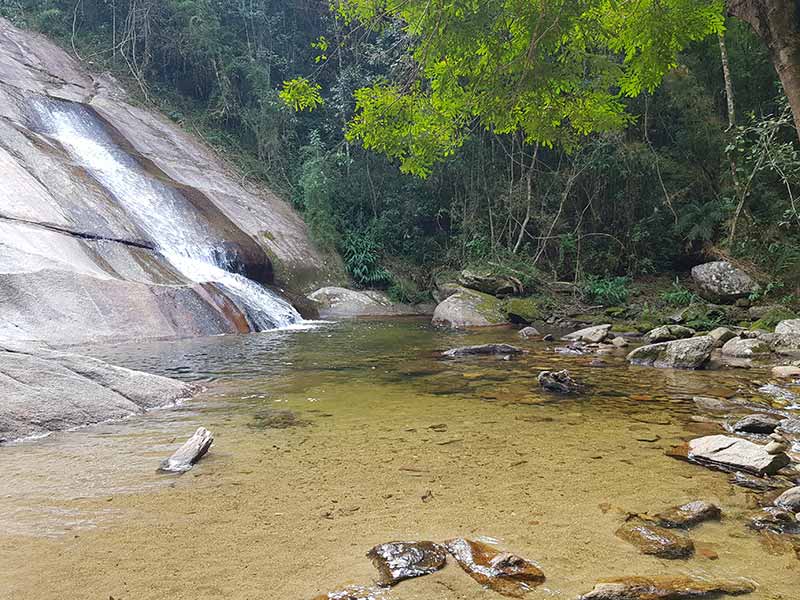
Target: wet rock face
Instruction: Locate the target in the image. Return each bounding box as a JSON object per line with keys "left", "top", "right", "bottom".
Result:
{"left": 627, "top": 336, "right": 714, "bottom": 370}
{"left": 537, "top": 370, "right": 581, "bottom": 394}
{"left": 652, "top": 501, "right": 721, "bottom": 529}
{"left": 732, "top": 414, "right": 781, "bottom": 434}
{"left": 615, "top": 519, "right": 695, "bottom": 559}
{"left": 691, "top": 261, "right": 756, "bottom": 304}
{"left": 366, "top": 541, "right": 447, "bottom": 587}
{"left": 445, "top": 538, "right": 545, "bottom": 597}
{"left": 578, "top": 576, "right": 756, "bottom": 600}
{"left": 688, "top": 435, "right": 790, "bottom": 476}
{"left": 563, "top": 324, "right": 612, "bottom": 343}
{"left": 442, "top": 344, "right": 523, "bottom": 358}
{"left": 644, "top": 325, "right": 695, "bottom": 344}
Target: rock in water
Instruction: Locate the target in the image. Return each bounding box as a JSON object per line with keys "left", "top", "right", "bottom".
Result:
{"left": 537, "top": 370, "right": 581, "bottom": 394}
{"left": 615, "top": 519, "right": 695, "bottom": 559}
{"left": 687, "top": 435, "right": 790, "bottom": 476}
{"left": 774, "top": 486, "right": 800, "bottom": 512}
{"left": 720, "top": 337, "right": 772, "bottom": 358}
{"left": 445, "top": 538, "right": 545, "bottom": 597}
{"left": 652, "top": 501, "right": 722, "bottom": 529}
{"left": 748, "top": 506, "right": 800, "bottom": 534}
{"left": 563, "top": 324, "right": 612, "bottom": 343}
{"left": 691, "top": 261, "right": 756, "bottom": 304}
{"left": 644, "top": 325, "right": 695, "bottom": 344}
{"left": 432, "top": 289, "right": 507, "bottom": 329}
{"left": 578, "top": 576, "right": 755, "bottom": 600}
{"left": 518, "top": 326, "right": 541, "bottom": 339}
{"left": 772, "top": 365, "right": 800, "bottom": 378}
{"left": 442, "top": 344, "right": 523, "bottom": 358}
{"left": 732, "top": 414, "right": 781, "bottom": 434}
{"left": 159, "top": 427, "right": 214, "bottom": 473}
{"left": 626, "top": 337, "right": 714, "bottom": 369}
{"left": 366, "top": 541, "right": 447, "bottom": 586}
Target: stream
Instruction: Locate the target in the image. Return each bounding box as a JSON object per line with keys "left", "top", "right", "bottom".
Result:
{"left": 0, "top": 319, "right": 797, "bottom": 599}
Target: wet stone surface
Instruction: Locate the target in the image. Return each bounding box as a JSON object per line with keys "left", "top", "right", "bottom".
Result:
{"left": 366, "top": 541, "right": 447, "bottom": 587}
{"left": 651, "top": 500, "right": 721, "bottom": 529}
{"left": 537, "top": 369, "right": 582, "bottom": 394}
{"left": 615, "top": 518, "right": 695, "bottom": 559}
{"left": 578, "top": 576, "right": 756, "bottom": 600}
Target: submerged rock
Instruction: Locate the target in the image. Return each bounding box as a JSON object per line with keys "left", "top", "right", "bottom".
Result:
{"left": 366, "top": 541, "right": 447, "bottom": 587}
{"left": 251, "top": 408, "right": 308, "bottom": 429}
{"left": 652, "top": 501, "right": 721, "bottom": 529}
{"left": 578, "top": 576, "right": 755, "bottom": 600}
{"left": 774, "top": 486, "right": 800, "bottom": 512}
{"left": 432, "top": 289, "right": 507, "bottom": 329}
{"left": 732, "top": 414, "right": 781, "bottom": 434}
{"left": 687, "top": 435, "right": 790, "bottom": 476}
{"left": 563, "top": 324, "right": 612, "bottom": 343}
{"left": 615, "top": 518, "right": 695, "bottom": 559}
{"left": 749, "top": 506, "right": 800, "bottom": 535}
{"left": 445, "top": 538, "right": 545, "bottom": 597}
{"left": 691, "top": 261, "right": 756, "bottom": 304}
{"left": 537, "top": 370, "right": 581, "bottom": 394}
{"left": 312, "top": 586, "right": 388, "bottom": 600}
{"left": 627, "top": 337, "right": 714, "bottom": 370}
{"left": 159, "top": 427, "right": 213, "bottom": 473}
{"left": 442, "top": 344, "right": 523, "bottom": 358}
{"left": 644, "top": 325, "right": 695, "bottom": 344}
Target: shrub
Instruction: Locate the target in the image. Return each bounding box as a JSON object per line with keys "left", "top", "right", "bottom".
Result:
{"left": 660, "top": 279, "right": 699, "bottom": 307}
{"left": 342, "top": 232, "right": 392, "bottom": 287}
{"left": 583, "top": 276, "right": 630, "bottom": 306}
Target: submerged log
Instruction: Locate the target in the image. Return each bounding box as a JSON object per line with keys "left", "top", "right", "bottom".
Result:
{"left": 159, "top": 427, "right": 214, "bottom": 473}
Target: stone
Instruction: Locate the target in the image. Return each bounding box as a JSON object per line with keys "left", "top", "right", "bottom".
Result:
{"left": 578, "top": 577, "right": 755, "bottom": 600}
{"left": 693, "top": 396, "right": 735, "bottom": 413}
{"left": 432, "top": 289, "right": 507, "bottom": 329}
{"left": 611, "top": 336, "right": 629, "bottom": 348}
{"left": 627, "top": 337, "right": 714, "bottom": 370}
{"left": 687, "top": 435, "right": 790, "bottom": 476}
{"left": 749, "top": 507, "right": 800, "bottom": 534}
{"left": 775, "top": 319, "right": 800, "bottom": 334}
{"left": 442, "top": 344, "right": 523, "bottom": 358}
{"left": 0, "top": 342, "right": 193, "bottom": 443}
{"left": 691, "top": 261, "right": 757, "bottom": 304}
{"left": 708, "top": 327, "right": 737, "bottom": 347}
{"left": 615, "top": 518, "right": 694, "bottom": 559}
{"left": 311, "top": 586, "right": 388, "bottom": 600}
{"left": 720, "top": 337, "right": 771, "bottom": 358}
{"left": 652, "top": 501, "right": 721, "bottom": 529}
{"left": 774, "top": 486, "right": 800, "bottom": 512}
{"left": 563, "top": 324, "right": 612, "bottom": 343}
{"left": 768, "top": 333, "right": 800, "bottom": 355}
{"left": 749, "top": 304, "right": 785, "bottom": 320}
{"left": 538, "top": 370, "right": 581, "bottom": 394}
{"left": 732, "top": 414, "right": 781, "bottom": 434}
{"left": 308, "top": 287, "right": 425, "bottom": 318}
{"left": 772, "top": 365, "right": 800, "bottom": 378}
{"left": 445, "top": 538, "right": 545, "bottom": 597}
{"left": 518, "top": 326, "right": 541, "bottom": 339}
{"left": 458, "top": 268, "right": 523, "bottom": 297}
{"left": 504, "top": 297, "right": 542, "bottom": 324}
{"left": 542, "top": 334, "right": 555, "bottom": 342}
{"left": 765, "top": 441, "right": 789, "bottom": 455}
{"left": 366, "top": 541, "right": 447, "bottom": 587}
{"left": 159, "top": 427, "right": 214, "bottom": 473}
{"left": 643, "top": 325, "right": 695, "bottom": 344}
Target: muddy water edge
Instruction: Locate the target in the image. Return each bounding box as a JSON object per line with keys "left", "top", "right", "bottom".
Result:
{"left": 0, "top": 319, "right": 797, "bottom": 599}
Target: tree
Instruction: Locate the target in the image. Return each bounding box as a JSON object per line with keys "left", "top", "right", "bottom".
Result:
{"left": 728, "top": 0, "right": 800, "bottom": 142}
{"left": 289, "top": 0, "right": 726, "bottom": 176}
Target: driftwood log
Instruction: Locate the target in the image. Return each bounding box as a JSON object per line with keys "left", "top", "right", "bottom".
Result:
{"left": 159, "top": 427, "right": 214, "bottom": 473}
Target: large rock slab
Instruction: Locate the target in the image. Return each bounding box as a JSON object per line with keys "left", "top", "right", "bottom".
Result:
{"left": 627, "top": 337, "right": 714, "bottom": 369}
{"left": 432, "top": 289, "right": 506, "bottom": 329}
{"left": 563, "top": 324, "right": 612, "bottom": 343}
{"left": 691, "top": 261, "right": 756, "bottom": 304}
{"left": 308, "top": 287, "right": 426, "bottom": 318}
{"left": 578, "top": 577, "right": 755, "bottom": 600}
{"left": 688, "top": 435, "right": 790, "bottom": 476}
{"left": 0, "top": 342, "right": 192, "bottom": 442}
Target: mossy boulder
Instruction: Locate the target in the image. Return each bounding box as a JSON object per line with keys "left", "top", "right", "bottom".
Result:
{"left": 432, "top": 288, "right": 507, "bottom": 329}
{"left": 503, "top": 297, "right": 543, "bottom": 324}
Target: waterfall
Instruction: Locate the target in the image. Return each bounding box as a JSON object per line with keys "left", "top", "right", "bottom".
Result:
{"left": 30, "top": 98, "right": 302, "bottom": 331}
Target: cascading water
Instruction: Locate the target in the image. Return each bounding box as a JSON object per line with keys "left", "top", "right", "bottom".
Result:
{"left": 30, "top": 98, "right": 302, "bottom": 331}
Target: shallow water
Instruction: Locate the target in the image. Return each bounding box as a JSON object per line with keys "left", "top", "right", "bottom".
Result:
{"left": 0, "top": 320, "right": 797, "bottom": 599}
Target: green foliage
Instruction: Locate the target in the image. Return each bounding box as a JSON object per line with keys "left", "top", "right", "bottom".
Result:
{"left": 583, "top": 276, "right": 630, "bottom": 306}
{"left": 342, "top": 232, "right": 392, "bottom": 287}
{"left": 751, "top": 307, "right": 796, "bottom": 331}
{"left": 386, "top": 278, "right": 430, "bottom": 305}
{"left": 279, "top": 78, "right": 323, "bottom": 112}
{"left": 660, "top": 279, "right": 699, "bottom": 306}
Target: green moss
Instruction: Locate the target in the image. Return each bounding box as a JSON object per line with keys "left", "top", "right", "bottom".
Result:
{"left": 466, "top": 289, "right": 507, "bottom": 324}
{"left": 503, "top": 297, "right": 543, "bottom": 324}
{"left": 752, "top": 307, "right": 796, "bottom": 331}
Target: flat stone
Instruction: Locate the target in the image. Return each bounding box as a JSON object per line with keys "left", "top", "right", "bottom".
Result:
{"left": 442, "top": 344, "right": 523, "bottom": 358}
{"left": 652, "top": 501, "right": 721, "bottom": 529}
{"left": 732, "top": 414, "right": 781, "bottom": 434}
{"left": 627, "top": 337, "right": 714, "bottom": 369}
{"left": 445, "top": 538, "right": 545, "bottom": 597}
{"left": 615, "top": 519, "right": 694, "bottom": 559}
{"left": 366, "top": 541, "right": 447, "bottom": 587}
{"left": 578, "top": 576, "right": 755, "bottom": 600}
{"left": 774, "top": 486, "right": 800, "bottom": 512}
{"left": 563, "top": 324, "right": 612, "bottom": 343}
{"left": 688, "top": 435, "right": 790, "bottom": 476}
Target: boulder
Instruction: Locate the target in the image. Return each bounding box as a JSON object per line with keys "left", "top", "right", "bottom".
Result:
{"left": 442, "top": 344, "right": 523, "bottom": 358}
{"left": 308, "top": 287, "right": 425, "bottom": 318}
{"left": 504, "top": 297, "right": 542, "bottom": 324}
{"left": 458, "top": 268, "right": 523, "bottom": 297}
{"left": 651, "top": 501, "right": 721, "bottom": 529}
{"left": 627, "top": 336, "right": 714, "bottom": 369}
{"left": 563, "top": 324, "right": 612, "bottom": 343}
{"left": 445, "top": 538, "right": 545, "bottom": 597}
{"left": 615, "top": 518, "right": 694, "bottom": 559}
{"left": 691, "top": 261, "right": 756, "bottom": 304}
{"left": 366, "top": 541, "right": 447, "bottom": 587}
{"left": 772, "top": 365, "right": 800, "bottom": 378}
{"left": 538, "top": 370, "right": 581, "bottom": 394}
{"left": 0, "top": 342, "right": 192, "bottom": 443}
{"left": 720, "top": 337, "right": 771, "bottom": 358}
{"left": 432, "top": 289, "right": 506, "bottom": 329}
{"left": 732, "top": 414, "right": 781, "bottom": 434}
{"left": 643, "top": 325, "right": 695, "bottom": 344}
{"left": 770, "top": 333, "right": 800, "bottom": 355}
{"left": 518, "top": 326, "right": 541, "bottom": 339}
{"left": 774, "top": 486, "right": 800, "bottom": 512}
{"left": 708, "top": 327, "right": 737, "bottom": 347}
{"left": 775, "top": 319, "right": 800, "bottom": 334}
{"left": 433, "top": 281, "right": 461, "bottom": 303}
{"left": 578, "top": 577, "right": 755, "bottom": 600}
{"left": 611, "top": 336, "right": 629, "bottom": 348}
{"left": 687, "top": 435, "right": 790, "bottom": 476}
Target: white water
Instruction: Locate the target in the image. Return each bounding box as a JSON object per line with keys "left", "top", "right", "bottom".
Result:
{"left": 31, "top": 99, "right": 301, "bottom": 330}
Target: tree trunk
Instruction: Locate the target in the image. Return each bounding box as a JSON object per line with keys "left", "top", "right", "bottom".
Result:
{"left": 729, "top": 0, "right": 800, "bottom": 140}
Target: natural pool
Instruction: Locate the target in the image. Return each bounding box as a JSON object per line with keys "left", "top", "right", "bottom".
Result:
{"left": 0, "top": 319, "right": 797, "bottom": 599}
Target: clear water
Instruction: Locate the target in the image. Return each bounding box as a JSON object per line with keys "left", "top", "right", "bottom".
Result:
{"left": 30, "top": 98, "right": 301, "bottom": 330}
{"left": 0, "top": 321, "right": 797, "bottom": 599}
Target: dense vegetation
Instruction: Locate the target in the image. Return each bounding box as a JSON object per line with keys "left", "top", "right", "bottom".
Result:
{"left": 2, "top": 0, "right": 799, "bottom": 303}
